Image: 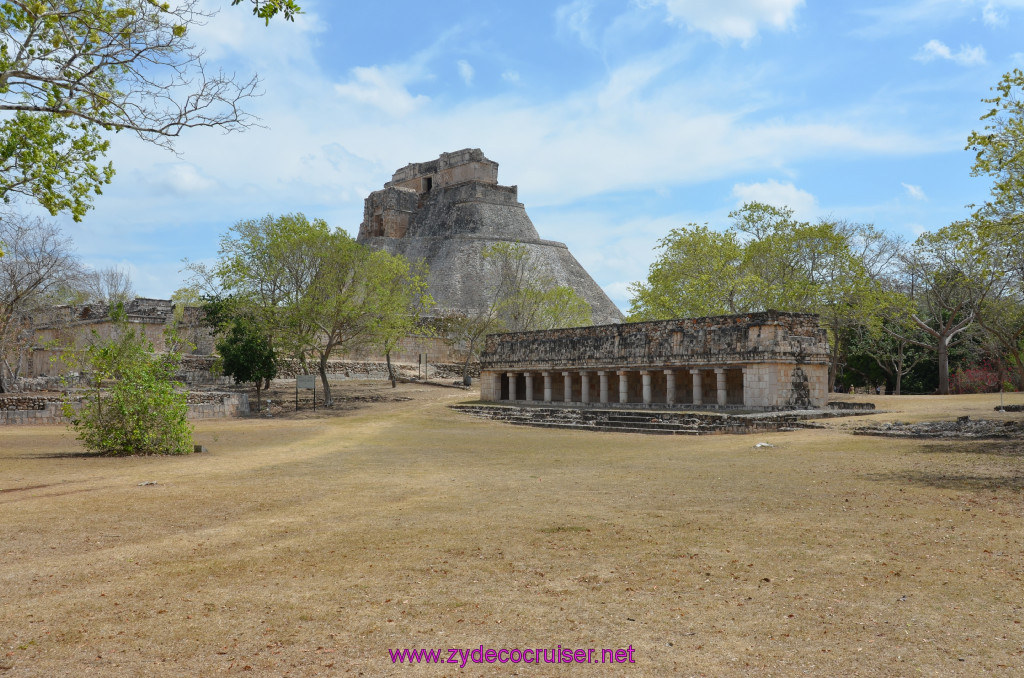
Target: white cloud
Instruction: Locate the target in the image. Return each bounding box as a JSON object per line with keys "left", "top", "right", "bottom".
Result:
{"left": 982, "top": 1, "right": 1007, "bottom": 24}
{"left": 731, "top": 180, "right": 818, "bottom": 219}
{"left": 855, "top": 0, "right": 1024, "bottom": 37}
{"left": 147, "top": 163, "right": 216, "bottom": 195}
{"left": 75, "top": 5, "right": 948, "bottom": 300}
{"left": 502, "top": 70, "right": 521, "bottom": 83}
{"left": 902, "top": 182, "right": 927, "bottom": 200}
{"left": 913, "top": 39, "right": 986, "bottom": 66}
{"left": 639, "top": 0, "right": 805, "bottom": 42}
{"left": 457, "top": 60, "right": 475, "bottom": 86}
{"left": 556, "top": 0, "right": 597, "bottom": 49}
{"left": 334, "top": 64, "right": 430, "bottom": 117}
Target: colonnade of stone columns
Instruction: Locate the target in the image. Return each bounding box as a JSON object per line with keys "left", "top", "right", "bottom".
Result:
{"left": 496, "top": 367, "right": 743, "bottom": 407}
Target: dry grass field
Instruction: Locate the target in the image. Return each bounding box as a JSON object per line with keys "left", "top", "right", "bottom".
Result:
{"left": 1, "top": 384, "right": 1023, "bottom": 677}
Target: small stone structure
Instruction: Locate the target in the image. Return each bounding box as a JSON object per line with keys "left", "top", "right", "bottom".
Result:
{"left": 357, "top": 149, "right": 623, "bottom": 325}
{"left": 478, "top": 311, "right": 829, "bottom": 410}
{"left": 23, "top": 298, "right": 215, "bottom": 382}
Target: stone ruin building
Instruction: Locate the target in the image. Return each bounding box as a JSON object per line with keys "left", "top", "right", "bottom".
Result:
{"left": 356, "top": 148, "right": 623, "bottom": 325}
{"left": 478, "top": 311, "right": 830, "bottom": 410}
{"left": 25, "top": 298, "right": 214, "bottom": 380}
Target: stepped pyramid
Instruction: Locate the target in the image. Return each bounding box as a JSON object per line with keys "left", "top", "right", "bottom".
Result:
{"left": 356, "top": 149, "right": 623, "bottom": 325}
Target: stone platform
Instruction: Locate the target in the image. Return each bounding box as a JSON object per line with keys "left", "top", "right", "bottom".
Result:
{"left": 450, "top": 403, "right": 866, "bottom": 435}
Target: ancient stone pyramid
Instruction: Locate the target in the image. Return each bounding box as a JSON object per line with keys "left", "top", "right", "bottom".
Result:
{"left": 356, "top": 149, "right": 623, "bottom": 325}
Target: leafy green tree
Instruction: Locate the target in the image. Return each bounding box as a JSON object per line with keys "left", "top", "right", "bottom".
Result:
{"left": 63, "top": 308, "right": 192, "bottom": 455}
{"left": 0, "top": 1, "right": 261, "bottom": 219}
{"left": 368, "top": 258, "right": 432, "bottom": 387}
{"left": 216, "top": 316, "right": 278, "bottom": 412}
{"left": 967, "top": 68, "right": 1024, "bottom": 229}
{"left": 187, "top": 213, "right": 327, "bottom": 383}
{"left": 628, "top": 203, "right": 889, "bottom": 389}
{"left": 196, "top": 214, "right": 433, "bottom": 406}
{"left": 483, "top": 241, "right": 592, "bottom": 333}
{"left": 959, "top": 71, "right": 1024, "bottom": 389}
{"left": 627, "top": 224, "right": 752, "bottom": 320}
{"left": 441, "top": 242, "right": 592, "bottom": 385}
{"left": 233, "top": 0, "right": 302, "bottom": 23}
{"left": 886, "top": 228, "right": 985, "bottom": 395}
{"left": 287, "top": 232, "right": 431, "bottom": 405}
{"left": 441, "top": 310, "right": 498, "bottom": 387}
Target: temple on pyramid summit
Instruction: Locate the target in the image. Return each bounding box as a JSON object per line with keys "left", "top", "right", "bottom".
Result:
{"left": 356, "top": 149, "right": 623, "bottom": 326}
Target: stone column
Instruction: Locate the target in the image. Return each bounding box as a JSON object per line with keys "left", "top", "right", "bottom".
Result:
{"left": 690, "top": 369, "right": 702, "bottom": 405}
{"left": 507, "top": 372, "right": 517, "bottom": 402}
{"left": 617, "top": 370, "right": 629, "bottom": 404}
{"left": 562, "top": 371, "right": 573, "bottom": 403}
{"left": 581, "top": 372, "right": 591, "bottom": 404}
{"left": 641, "top": 370, "right": 652, "bottom": 404}
{"left": 715, "top": 368, "right": 727, "bottom": 406}
{"left": 598, "top": 371, "right": 609, "bottom": 404}
{"left": 664, "top": 370, "right": 676, "bottom": 405}
{"left": 524, "top": 372, "right": 534, "bottom": 402}
{"left": 542, "top": 371, "right": 553, "bottom": 403}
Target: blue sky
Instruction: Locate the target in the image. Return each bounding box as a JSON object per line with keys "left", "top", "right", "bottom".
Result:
{"left": 50, "top": 0, "right": 1024, "bottom": 311}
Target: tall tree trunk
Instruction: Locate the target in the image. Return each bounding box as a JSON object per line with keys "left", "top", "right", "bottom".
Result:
{"left": 386, "top": 350, "right": 396, "bottom": 388}
{"left": 894, "top": 343, "right": 904, "bottom": 396}
{"left": 254, "top": 380, "right": 262, "bottom": 412}
{"left": 318, "top": 354, "right": 332, "bottom": 407}
{"left": 937, "top": 337, "right": 950, "bottom": 395}
{"left": 462, "top": 338, "right": 475, "bottom": 386}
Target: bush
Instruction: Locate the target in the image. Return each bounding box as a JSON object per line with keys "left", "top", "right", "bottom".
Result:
{"left": 63, "top": 312, "right": 192, "bottom": 455}
{"left": 950, "top": 362, "right": 1003, "bottom": 394}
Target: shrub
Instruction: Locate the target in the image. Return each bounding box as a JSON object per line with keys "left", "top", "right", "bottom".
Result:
{"left": 63, "top": 311, "right": 192, "bottom": 455}
{"left": 950, "top": 363, "right": 1002, "bottom": 394}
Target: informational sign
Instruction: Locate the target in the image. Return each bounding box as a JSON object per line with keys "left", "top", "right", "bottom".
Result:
{"left": 296, "top": 375, "right": 316, "bottom": 411}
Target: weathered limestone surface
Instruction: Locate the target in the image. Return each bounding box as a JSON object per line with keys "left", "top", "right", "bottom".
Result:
{"left": 0, "top": 392, "right": 250, "bottom": 426}
{"left": 479, "top": 311, "right": 830, "bottom": 410}
{"left": 357, "top": 149, "right": 623, "bottom": 325}
{"left": 451, "top": 404, "right": 826, "bottom": 435}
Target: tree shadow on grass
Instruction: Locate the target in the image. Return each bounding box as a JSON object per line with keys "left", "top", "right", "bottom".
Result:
{"left": 865, "top": 470, "right": 1024, "bottom": 492}
{"left": 16, "top": 451, "right": 161, "bottom": 459}
{"left": 914, "top": 441, "right": 1024, "bottom": 457}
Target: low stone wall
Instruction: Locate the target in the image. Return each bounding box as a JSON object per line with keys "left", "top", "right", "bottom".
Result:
{"left": 827, "top": 401, "right": 876, "bottom": 411}
{"left": 0, "top": 402, "right": 70, "bottom": 426}
{"left": 175, "top": 356, "right": 478, "bottom": 383}
{"left": 0, "top": 392, "right": 248, "bottom": 426}
{"left": 1, "top": 394, "right": 65, "bottom": 411}
{"left": 185, "top": 392, "right": 249, "bottom": 420}
{"left": 451, "top": 403, "right": 828, "bottom": 435}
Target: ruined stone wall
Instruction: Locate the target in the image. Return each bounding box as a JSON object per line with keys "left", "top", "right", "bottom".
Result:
{"left": 390, "top": 148, "right": 499, "bottom": 191}
{"left": 0, "top": 392, "right": 249, "bottom": 426}
{"left": 480, "top": 311, "right": 828, "bottom": 371}
{"left": 358, "top": 186, "right": 418, "bottom": 240}
{"left": 478, "top": 311, "right": 830, "bottom": 409}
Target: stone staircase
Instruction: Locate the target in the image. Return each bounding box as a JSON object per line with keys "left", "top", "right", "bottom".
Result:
{"left": 451, "top": 404, "right": 825, "bottom": 435}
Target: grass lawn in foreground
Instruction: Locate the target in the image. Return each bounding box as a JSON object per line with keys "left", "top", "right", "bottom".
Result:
{"left": 1, "top": 384, "right": 1022, "bottom": 676}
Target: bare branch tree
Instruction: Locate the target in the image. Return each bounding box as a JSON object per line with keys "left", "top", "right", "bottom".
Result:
{"left": 0, "top": 1, "right": 259, "bottom": 145}
{"left": 84, "top": 265, "right": 135, "bottom": 305}
{"left": 0, "top": 212, "right": 86, "bottom": 391}
{"left": 0, "top": 1, "right": 261, "bottom": 218}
